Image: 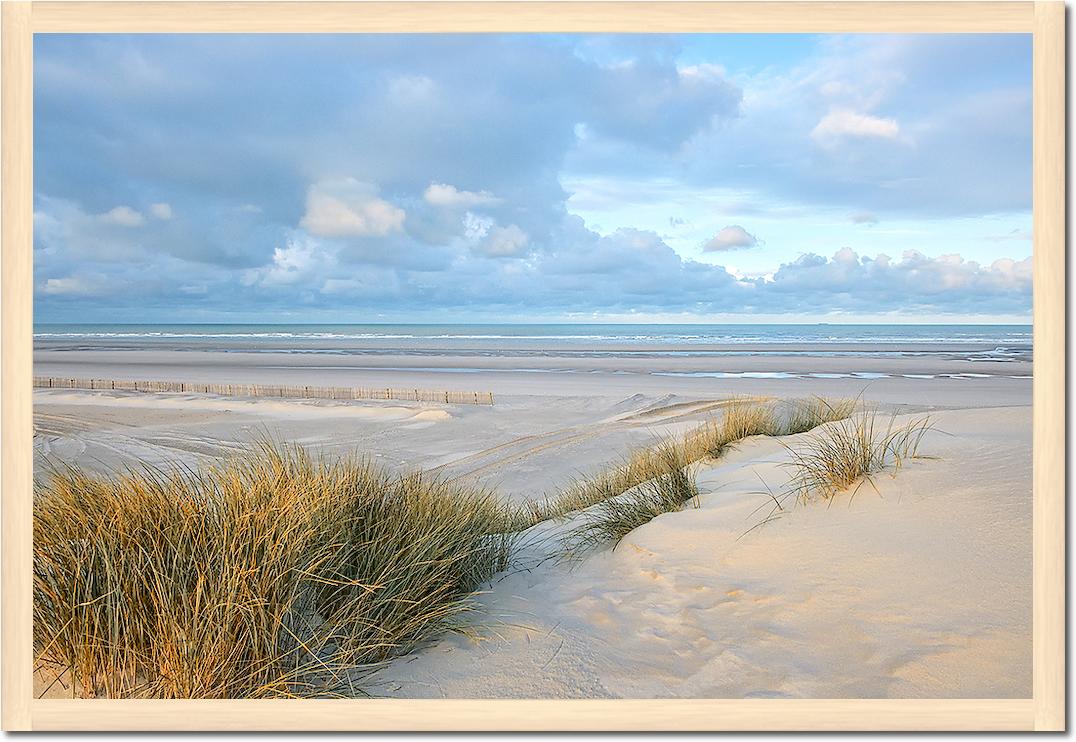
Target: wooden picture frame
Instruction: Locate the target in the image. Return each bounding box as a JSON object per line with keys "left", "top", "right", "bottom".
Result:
{"left": 1, "top": 1, "right": 1065, "bottom": 731}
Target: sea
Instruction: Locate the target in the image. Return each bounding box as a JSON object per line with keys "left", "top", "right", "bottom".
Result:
{"left": 33, "top": 323, "right": 1032, "bottom": 360}
{"left": 32, "top": 324, "right": 1033, "bottom": 382}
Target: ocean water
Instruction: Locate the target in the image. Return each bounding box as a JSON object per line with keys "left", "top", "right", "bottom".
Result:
{"left": 33, "top": 323, "right": 1032, "bottom": 347}
{"left": 33, "top": 323, "right": 1034, "bottom": 382}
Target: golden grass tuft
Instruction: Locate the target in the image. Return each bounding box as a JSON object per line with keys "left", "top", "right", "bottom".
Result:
{"left": 781, "top": 396, "right": 859, "bottom": 435}
{"left": 681, "top": 398, "right": 780, "bottom": 461}
{"left": 34, "top": 443, "right": 514, "bottom": 699}
{"left": 555, "top": 397, "right": 858, "bottom": 553}
{"left": 562, "top": 444, "right": 699, "bottom": 554}
{"left": 32, "top": 396, "right": 868, "bottom": 697}
{"left": 782, "top": 411, "right": 933, "bottom": 505}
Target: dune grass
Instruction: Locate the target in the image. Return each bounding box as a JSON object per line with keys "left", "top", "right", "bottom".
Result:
{"left": 527, "top": 399, "right": 775, "bottom": 528}
{"left": 34, "top": 443, "right": 514, "bottom": 699}
{"left": 540, "top": 397, "right": 856, "bottom": 526}
{"left": 562, "top": 444, "right": 699, "bottom": 555}
{"left": 555, "top": 397, "right": 858, "bottom": 553}
{"left": 33, "top": 396, "right": 865, "bottom": 697}
{"left": 782, "top": 396, "right": 860, "bottom": 435}
{"left": 781, "top": 411, "right": 934, "bottom": 506}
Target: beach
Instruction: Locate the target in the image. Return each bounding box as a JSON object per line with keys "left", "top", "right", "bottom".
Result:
{"left": 33, "top": 324, "right": 1032, "bottom": 698}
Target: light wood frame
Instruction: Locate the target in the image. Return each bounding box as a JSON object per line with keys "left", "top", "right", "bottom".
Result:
{"left": 1, "top": 1, "right": 1065, "bottom": 731}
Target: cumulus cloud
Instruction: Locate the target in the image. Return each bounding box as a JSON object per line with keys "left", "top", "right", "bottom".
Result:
{"left": 31, "top": 34, "right": 1032, "bottom": 321}
{"left": 99, "top": 205, "right": 144, "bottom": 227}
{"left": 672, "top": 34, "right": 1031, "bottom": 217}
{"left": 811, "top": 109, "right": 901, "bottom": 145}
{"left": 242, "top": 237, "right": 337, "bottom": 288}
{"left": 703, "top": 225, "right": 758, "bottom": 251}
{"left": 300, "top": 179, "right": 405, "bottom": 238}
{"left": 768, "top": 247, "right": 1032, "bottom": 310}
{"left": 475, "top": 224, "right": 529, "bottom": 258}
{"left": 424, "top": 183, "right": 502, "bottom": 208}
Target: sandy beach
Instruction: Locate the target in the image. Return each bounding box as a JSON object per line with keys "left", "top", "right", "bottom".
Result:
{"left": 33, "top": 334, "right": 1031, "bottom": 698}
{"left": 31, "top": 26, "right": 1041, "bottom": 715}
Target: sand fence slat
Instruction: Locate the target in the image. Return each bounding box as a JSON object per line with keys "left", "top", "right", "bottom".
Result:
{"left": 33, "top": 376, "right": 494, "bottom": 405}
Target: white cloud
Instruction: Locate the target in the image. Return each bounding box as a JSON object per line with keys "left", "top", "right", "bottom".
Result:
{"left": 243, "top": 237, "right": 336, "bottom": 287}
{"left": 810, "top": 109, "right": 900, "bottom": 144}
{"left": 99, "top": 205, "right": 144, "bottom": 227}
{"left": 388, "top": 74, "right": 436, "bottom": 105}
{"left": 462, "top": 212, "right": 494, "bottom": 242}
{"left": 769, "top": 248, "right": 1032, "bottom": 304}
{"left": 40, "top": 276, "right": 107, "bottom": 296}
{"left": 677, "top": 63, "right": 728, "bottom": 84}
{"left": 300, "top": 178, "right": 405, "bottom": 238}
{"left": 424, "top": 182, "right": 502, "bottom": 208}
{"left": 850, "top": 211, "right": 879, "bottom": 225}
{"left": 475, "top": 224, "right": 529, "bottom": 258}
{"left": 149, "top": 202, "right": 173, "bottom": 220}
{"left": 703, "top": 225, "right": 758, "bottom": 251}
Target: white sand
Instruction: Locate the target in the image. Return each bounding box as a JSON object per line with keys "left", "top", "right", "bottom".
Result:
{"left": 371, "top": 407, "right": 1030, "bottom": 698}
{"left": 32, "top": 352, "right": 1031, "bottom": 698}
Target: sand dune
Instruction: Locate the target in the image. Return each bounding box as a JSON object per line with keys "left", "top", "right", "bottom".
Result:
{"left": 370, "top": 407, "right": 1030, "bottom": 698}
{"left": 32, "top": 375, "right": 1031, "bottom": 698}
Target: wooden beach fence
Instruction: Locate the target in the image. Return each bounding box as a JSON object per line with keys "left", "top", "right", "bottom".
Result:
{"left": 33, "top": 376, "right": 495, "bottom": 406}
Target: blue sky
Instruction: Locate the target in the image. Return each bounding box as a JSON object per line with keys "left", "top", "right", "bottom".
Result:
{"left": 33, "top": 33, "right": 1032, "bottom": 323}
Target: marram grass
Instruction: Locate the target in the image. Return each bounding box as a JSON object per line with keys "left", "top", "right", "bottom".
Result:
{"left": 33, "top": 397, "right": 871, "bottom": 697}
{"left": 561, "top": 443, "right": 700, "bottom": 555}
{"left": 34, "top": 443, "right": 514, "bottom": 699}
{"left": 782, "top": 410, "right": 934, "bottom": 505}
{"left": 557, "top": 397, "right": 859, "bottom": 554}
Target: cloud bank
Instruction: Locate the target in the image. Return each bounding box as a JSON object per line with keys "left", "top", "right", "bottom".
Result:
{"left": 32, "top": 33, "right": 1032, "bottom": 322}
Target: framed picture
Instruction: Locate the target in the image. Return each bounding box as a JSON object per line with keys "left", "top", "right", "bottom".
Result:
{"left": 2, "top": 0, "right": 1065, "bottom": 731}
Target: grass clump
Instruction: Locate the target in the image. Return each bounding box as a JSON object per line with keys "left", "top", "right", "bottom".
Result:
{"left": 563, "top": 445, "right": 699, "bottom": 554}
{"left": 782, "top": 411, "right": 933, "bottom": 504}
{"left": 557, "top": 397, "right": 860, "bottom": 554}
{"left": 682, "top": 399, "right": 780, "bottom": 461}
{"left": 34, "top": 443, "right": 514, "bottom": 699}
{"left": 535, "top": 396, "right": 857, "bottom": 532}
{"left": 782, "top": 396, "right": 859, "bottom": 435}
{"left": 531, "top": 441, "right": 692, "bottom": 525}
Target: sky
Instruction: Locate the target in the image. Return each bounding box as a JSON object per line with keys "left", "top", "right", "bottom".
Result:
{"left": 33, "top": 33, "right": 1033, "bottom": 324}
